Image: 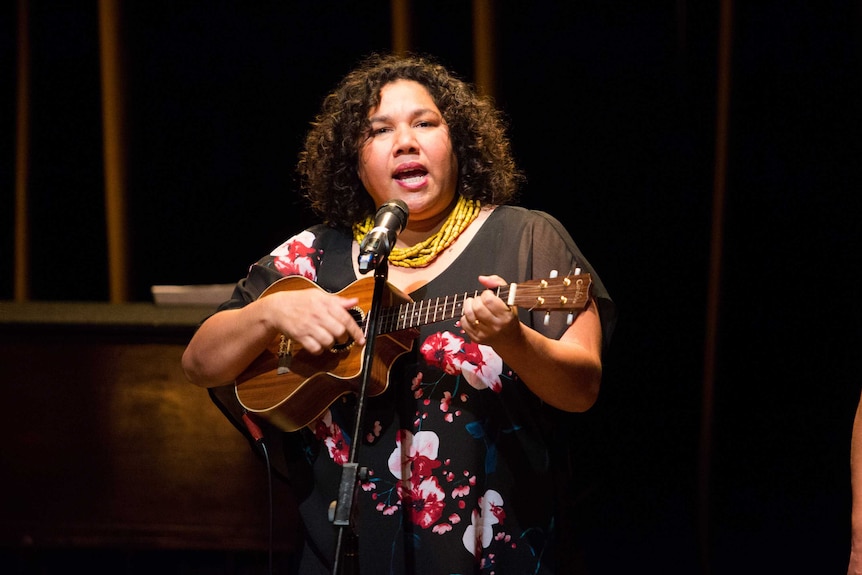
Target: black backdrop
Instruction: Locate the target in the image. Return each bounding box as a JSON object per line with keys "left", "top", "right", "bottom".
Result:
{"left": 2, "top": 2, "right": 861, "bottom": 573}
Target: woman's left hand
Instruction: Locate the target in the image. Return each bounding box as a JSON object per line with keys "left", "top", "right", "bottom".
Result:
{"left": 461, "top": 274, "right": 521, "bottom": 344}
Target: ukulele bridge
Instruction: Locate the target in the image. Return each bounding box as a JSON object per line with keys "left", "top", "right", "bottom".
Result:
{"left": 277, "top": 335, "right": 292, "bottom": 374}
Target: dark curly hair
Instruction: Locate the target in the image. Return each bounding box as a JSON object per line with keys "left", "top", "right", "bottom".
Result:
{"left": 296, "top": 52, "right": 524, "bottom": 230}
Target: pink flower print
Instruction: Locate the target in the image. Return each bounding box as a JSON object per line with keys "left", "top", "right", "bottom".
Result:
{"left": 411, "top": 372, "right": 425, "bottom": 399}
{"left": 463, "top": 509, "right": 486, "bottom": 558}
{"left": 460, "top": 343, "right": 504, "bottom": 392}
{"left": 452, "top": 484, "right": 470, "bottom": 498}
{"left": 440, "top": 391, "right": 453, "bottom": 412}
{"left": 439, "top": 391, "right": 459, "bottom": 422}
{"left": 313, "top": 410, "right": 350, "bottom": 465}
{"left": 365, "top": 420, "right": 383, "bottom": 444}
{"left": 461, "top": 489, "right": 505, "bottom": 557}
{"left": 411, "top": 452, "right": 442, "bottom": 480}
{"left": 270, "top": 231, "right": 318, "bottom": 279}
{"left": 460, "top": 341, "right": 484, "bottom": 365}
{"left": 489, "top": 500, "right": 506, "bottom": 524}
{"left": 420, "top": 331, "right": 465, "bottom": 374}
{"left": 402, "top": 475, "right": 446, "bottom": 529}
{"left": 411, "top": 372, "right": 424, "bottom": 389}
{"left": 324, "top": 426, "right": 349, "bottom": 465}
{"left": 313, "top": 419, "right": 329, "bottom": 440}
{"left": 387, "top": 430, "right": 441, "bottom": 481}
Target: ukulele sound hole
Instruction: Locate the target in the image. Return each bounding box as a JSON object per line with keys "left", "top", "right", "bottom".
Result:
{"left": 331, "top": 306, "right": 366, "bottom": 353}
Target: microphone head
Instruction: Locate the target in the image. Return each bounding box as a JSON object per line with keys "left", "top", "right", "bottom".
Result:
{"left": 376, "top": 199, "right": 409, "bottom": 231}
{"left": 357, "top": 199, "right": 410, "bottom": 273}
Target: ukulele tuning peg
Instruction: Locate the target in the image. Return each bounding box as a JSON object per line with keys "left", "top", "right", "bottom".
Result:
{"left": 549, "top": 270, "right": 558, "bottom": 278}
{"left": 566, "top": 312, "right": 574, "bottom": 325}
{"left": 544, "top": 311, "right": 551, "bottom": 326}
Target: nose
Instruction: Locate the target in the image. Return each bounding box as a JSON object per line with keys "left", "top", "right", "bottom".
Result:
{"left": 393, "top": 125, "right": 419, "bottom": 155}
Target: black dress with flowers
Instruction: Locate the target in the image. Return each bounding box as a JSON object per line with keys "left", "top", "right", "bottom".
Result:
{"left": 213, "top": 205, "right": 615, "bottom": 575}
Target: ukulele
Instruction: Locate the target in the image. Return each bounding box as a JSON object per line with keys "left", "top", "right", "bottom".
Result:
{"left": 234, "top": 272, "right": 592, "bottom": 432}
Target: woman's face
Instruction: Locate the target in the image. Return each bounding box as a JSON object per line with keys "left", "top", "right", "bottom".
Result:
{"left": 358, "top": 80, "right": 459, "bottom": 230}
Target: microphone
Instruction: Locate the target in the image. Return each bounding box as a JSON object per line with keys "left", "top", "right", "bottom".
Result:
{"left": 358, "top": 199, "right": 409, "bottom": 273}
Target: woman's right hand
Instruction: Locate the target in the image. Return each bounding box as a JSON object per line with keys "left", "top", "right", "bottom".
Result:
{"left": 182, "top": 286, "right": 366, "bottom": 388}
{"left": 259, "top": 288, "right": 366, "bottom": 355}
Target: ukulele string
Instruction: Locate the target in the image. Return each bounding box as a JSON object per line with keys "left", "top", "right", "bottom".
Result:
{"left": 370, "top": 285, "right": 515, "bottom": 334}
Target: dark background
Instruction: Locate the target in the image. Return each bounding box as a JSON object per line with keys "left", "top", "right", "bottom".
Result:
{"left": 2, "top": 1, "right": 861, "bottom": 574}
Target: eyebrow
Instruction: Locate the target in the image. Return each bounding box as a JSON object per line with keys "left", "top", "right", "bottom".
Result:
{"left": 367, "top": 108, "right": 440, "bottom": 124}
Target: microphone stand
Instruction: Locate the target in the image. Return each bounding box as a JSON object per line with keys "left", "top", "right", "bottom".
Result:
{"left": 331, "top": 254, "right": 389, "bottom": 575}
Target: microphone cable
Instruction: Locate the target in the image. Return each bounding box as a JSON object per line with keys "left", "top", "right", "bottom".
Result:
{"left": 242, "top": 411, "right": 273, "bottom": 575}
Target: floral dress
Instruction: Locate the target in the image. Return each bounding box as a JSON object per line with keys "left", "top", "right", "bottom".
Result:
{"left": 214, "top": 205, "right": 615, "bottom": 575}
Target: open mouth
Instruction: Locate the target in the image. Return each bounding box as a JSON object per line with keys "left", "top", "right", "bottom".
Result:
{"left": 394, "top": 168, "right": 427, "bottom": 185}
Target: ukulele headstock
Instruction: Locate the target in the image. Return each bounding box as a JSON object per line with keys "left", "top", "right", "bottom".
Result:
{"left": 508, "top": 270, "right": 592, "bottom": 325}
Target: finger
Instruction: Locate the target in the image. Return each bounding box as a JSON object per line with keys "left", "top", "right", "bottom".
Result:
{"left": 338, "top": 315, "right": 366, "bottom": 347}
{"left": 461, "top": 297, "right": 478, "bottom": 328}
{"left": 329, "top": 308, "right": 358, "bottom": 341}
{"left": 327, "top": 308, "right": 366, "bottom": 348}
{"left": 478, "top": 274, "right": 507, "bottom": 288}
{"left": 473, "top": 290, "right": 503, "bottom": 319}
{"left": 335, "top": 297, "right": 366, "bottom": 341}
{"left": 304, "top": 321, "right": 351, "bottom": 354}
{"left": 296, "top": 333, "right": 326, "bottom": 355}
{"left": 322, "top": 310, "right": 361, "bottom": 347}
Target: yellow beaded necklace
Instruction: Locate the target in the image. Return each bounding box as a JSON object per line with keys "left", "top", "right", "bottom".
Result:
{"left": 352, "top": 196, "right": 481, "bottom": 268}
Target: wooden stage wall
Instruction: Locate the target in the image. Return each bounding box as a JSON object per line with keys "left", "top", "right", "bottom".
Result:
{"left": 0, "top": 302, "right": 301, "bottom": 564}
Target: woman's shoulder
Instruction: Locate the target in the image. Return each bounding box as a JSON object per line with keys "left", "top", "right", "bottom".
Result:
{"left": 486, "top": 204, "right": 568, "bottom": 234}
{"left": 489, "top": 204, "right": 560, "bottom": 222}
{"left": 269, "top": 223, "right": 350, "bottom": 252}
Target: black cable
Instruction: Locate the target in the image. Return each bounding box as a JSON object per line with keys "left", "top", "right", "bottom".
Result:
{"left": 242, "top": 411, "right": 273, "bottom": 575}
{"left": 259, "top": 440, "right": 273, "bottom": 575}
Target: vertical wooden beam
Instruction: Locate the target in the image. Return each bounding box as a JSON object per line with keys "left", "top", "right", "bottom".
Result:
{"left": 14, "top": 0, "right": 31, "bottom": 302}
{"left": 98, "top": 0, "right": 130, "bottom": 302}
{"left": 391, "top": 0, "right": 411, "bottom": 55}
{"left": 472, "top": 0, "right": 496, "bottom": 98}
{"left": 700, "top": 1, "right": 734, "bottom": 573}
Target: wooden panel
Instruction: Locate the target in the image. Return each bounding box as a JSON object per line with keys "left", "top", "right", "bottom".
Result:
{"left": 0, "top": 304, "right": 300, "bottom": 553}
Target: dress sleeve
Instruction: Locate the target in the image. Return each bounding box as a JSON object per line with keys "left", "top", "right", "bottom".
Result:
{"left": 520, "top": 210, "right": 617, "bottom": 353}
{"left": 215, "top": 263, "right": 286, "bottom": 311}
{"left": 213, "top": 223, "right": 337, "bottom": 311}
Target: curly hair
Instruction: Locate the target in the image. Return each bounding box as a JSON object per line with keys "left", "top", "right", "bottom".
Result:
{"left": 296, "top": 52, "right": 524, "bottom": 230}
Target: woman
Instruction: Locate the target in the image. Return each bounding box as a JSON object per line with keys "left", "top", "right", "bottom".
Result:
{"left": 183, "top": 52, "right": 616, "bottom": 574}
